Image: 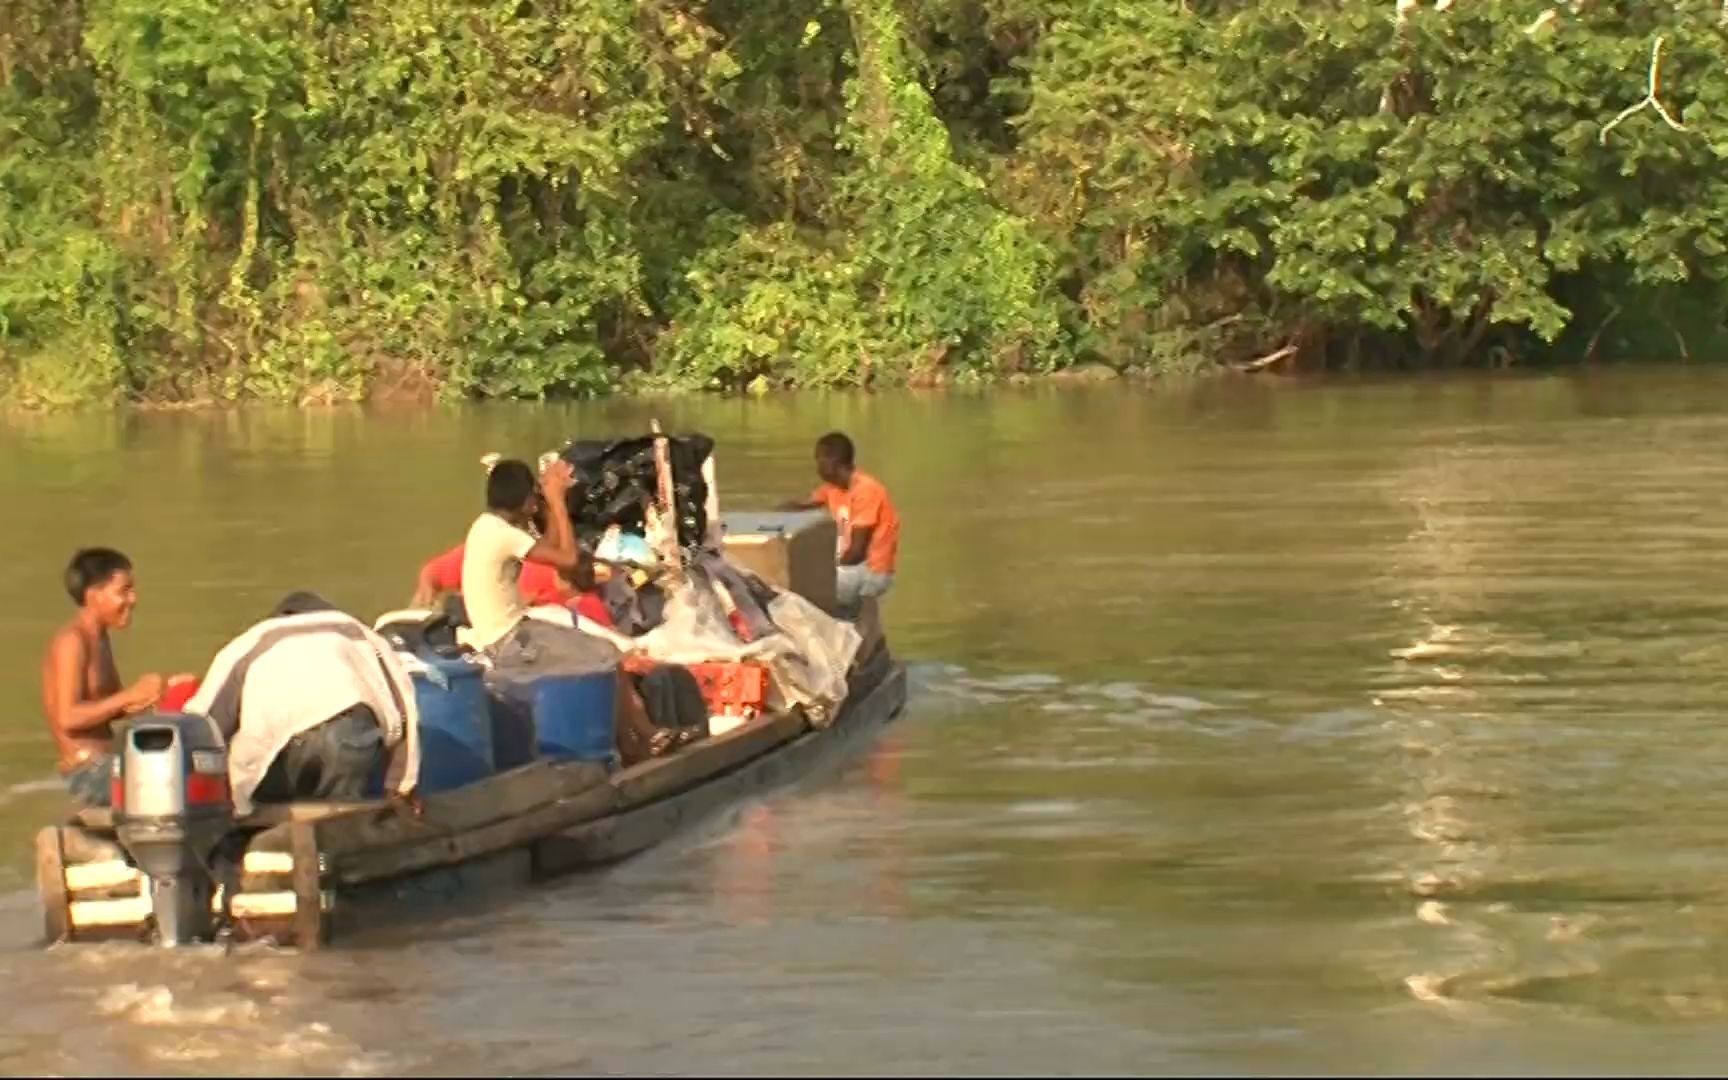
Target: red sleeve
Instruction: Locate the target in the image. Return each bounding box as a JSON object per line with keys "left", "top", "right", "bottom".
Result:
{"left": 423, "top": 545, "right": 465, "bottom": 592}
{"left": 518, "top": 562, "right": 574, "bottom": 607}
{"left": 568, "top": 592, "right": 615, "bottom": 630}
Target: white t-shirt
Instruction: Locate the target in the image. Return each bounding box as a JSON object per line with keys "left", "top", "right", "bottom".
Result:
{"left": 461, "top": 512, "right": 537, "bottom": 650}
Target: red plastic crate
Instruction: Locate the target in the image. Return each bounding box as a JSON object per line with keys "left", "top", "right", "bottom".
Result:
{"left": 685, "top": 661, "right": 770, "bottom": 717}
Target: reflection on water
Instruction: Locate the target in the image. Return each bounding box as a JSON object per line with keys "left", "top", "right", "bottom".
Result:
{"left": 704, "top": 739, "right": 911, "bottom": 930}
{"left": 6, "top": 370, "right": 1728, "bottom": 1071}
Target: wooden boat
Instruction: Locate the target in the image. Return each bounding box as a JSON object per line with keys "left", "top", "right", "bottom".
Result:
{"left": 35, "top": 636, "right": 906, "bottom": 949}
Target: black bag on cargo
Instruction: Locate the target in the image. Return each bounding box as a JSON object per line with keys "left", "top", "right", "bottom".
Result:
{"left": 635, "top": 664, "right": 709, "bottom": 736}
{"left": 559, "top": 433, "right": 715, "bottom": 549}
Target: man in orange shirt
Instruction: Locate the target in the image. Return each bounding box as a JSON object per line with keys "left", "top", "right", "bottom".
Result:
{"left": 783, "top": 432, "right": 900, "bottom": 609}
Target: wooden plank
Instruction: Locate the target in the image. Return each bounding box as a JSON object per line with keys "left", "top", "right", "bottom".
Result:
{"left": 541, "top": 726, "right": 821, "bottom": 871}
{"left": 65, "top": 861, "right": 141, "bottom": 894}
{"left": 315, "top": 760, "right": 607, "bottom": 858}
{"left": 69, "top": 891, "right": 310, "bottom": 929}
{"left": 65, "top": 851, "right": 292, "bottom": 895}
{"left": 330, "top": 713, "right": 804, "bottom": 887}
{"left": 535, "top": 798, "right": 679, "bottom": 871}
{"left": 71, "top": 800, "right": 375, "bottom": 835}
{"left": 328, "top": 782, "right": 619, "bottom": 886}
{"left": 230, "top": 892, "right": 301, "bottom": 918}
{"left": 243, "top": 851, "right": 295, "bottom": 875}
{"left": 59, "top": 825, "right": 124, "bottom": 864}
{"left": 537, "top": 664, "right": 908, "bottom": 878}
{"left": 289, "top": 822, "right": 325, "bottom": 950}
{"left": 240, "top": 801, "right": 383, "bottom": 827}
{"left": 71, "top": 808, "right": 112, "bottom": 832}
{"left": 69, "top": 896, "right": 148, "bottom": 929}
{"left": 35, "top": 828, "right": 70, "bottom": 945}
{"left": 610, "top": 711, "right": 807, "bottom": 811}
{"left": 243, "top": 821, "right": 297, "bottom": 856}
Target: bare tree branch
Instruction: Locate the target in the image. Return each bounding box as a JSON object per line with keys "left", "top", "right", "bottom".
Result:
{"left": 1525, "top": 9, "right": 1560, "bottom": 35}
{"left": 1584, "top": 303, "right": 1621, "bottom": 363}
{"left": 1235, "top": 344, "right": 1298, "bottom": 372}
{"left": 1601, "top": 36, "right": 1688, "bottom": 145}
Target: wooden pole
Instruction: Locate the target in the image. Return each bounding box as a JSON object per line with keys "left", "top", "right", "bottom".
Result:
{"left": 289, "top": 822, "right": 327, "bottom": 950}
{"left": 35, "top": 827, "right": 71, "bottom": 945}
{"left": 648, "top": 419, "right": 684, "bottom": 577}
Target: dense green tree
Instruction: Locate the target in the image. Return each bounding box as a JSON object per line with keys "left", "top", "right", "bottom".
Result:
{"left": 3, "top": 0, "right": 1726, "bottom": 404}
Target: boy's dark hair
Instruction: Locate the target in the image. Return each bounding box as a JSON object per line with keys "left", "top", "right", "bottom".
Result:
{"left": 815, "top": 432, "right": 855, "bottom": 467}
{"left": 486, "top": 459, "right": 538, "bottom": 512}
{"left": 65, "top": 548, "right": 132, "bottom": 606}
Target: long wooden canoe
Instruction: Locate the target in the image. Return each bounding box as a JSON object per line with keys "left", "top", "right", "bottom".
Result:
{"left": 36, "top": 647, "right": 907, "bottom": 949}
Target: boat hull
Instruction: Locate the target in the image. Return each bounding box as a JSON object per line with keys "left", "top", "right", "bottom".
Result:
{"left": 37, "top": 654, "right": 908, "bottom": 949}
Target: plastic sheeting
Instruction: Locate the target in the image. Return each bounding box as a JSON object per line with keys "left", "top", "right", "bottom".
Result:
{"left": 762, "top": 591, "right": 863, "bottom": 729}
{"left": 632, "top": 565, "right": 862, "bottom": 726}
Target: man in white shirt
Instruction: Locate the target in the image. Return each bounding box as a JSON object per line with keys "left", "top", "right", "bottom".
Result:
{"left": 184, "top": 592, "right": 421, "bottom": 816}
{"left": 462, "top": 458, "right": 621, "bottom": 678}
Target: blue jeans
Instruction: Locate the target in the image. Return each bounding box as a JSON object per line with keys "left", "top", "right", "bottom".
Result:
{"left": 65, "top": 753, "right": 115, "bottom": 809}
{"left": 252, "top": 705, "right": 385, "bottom": 804}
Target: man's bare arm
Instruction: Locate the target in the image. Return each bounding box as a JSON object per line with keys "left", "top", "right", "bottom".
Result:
{"left": 43, "top": 633, "right": 157, "bottom": 735}
{"left": 523, "top": 462, "right": 581, "bottom": 574}
{"left": 839, "top": 525, "right": 874, "bottom": 567}
{"left": 410, "top": 561, "right": 442, "bottom": 609}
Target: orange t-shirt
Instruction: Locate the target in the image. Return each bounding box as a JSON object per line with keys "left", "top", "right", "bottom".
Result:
{"left": 811, "top": 470, "right": 900, "bottom": 576}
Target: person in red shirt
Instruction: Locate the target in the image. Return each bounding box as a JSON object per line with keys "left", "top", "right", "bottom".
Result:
{"left": 412, "top": 541, "right": 613, "bottom": 628}
{"left": 782, "top": 431, "right": 900, "bottom": 609}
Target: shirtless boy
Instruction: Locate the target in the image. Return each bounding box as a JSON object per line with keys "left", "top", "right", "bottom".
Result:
{"left": 40, "top": 548, "right": 174, "bottom": 807}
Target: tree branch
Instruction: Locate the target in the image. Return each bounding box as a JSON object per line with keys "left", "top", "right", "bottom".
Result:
{"left": 1600, "top": 36, "right": 1688, "bottom": 145}
{"left": 1235, "top": 344, "right": 1297, "bottom": 372}
{"left": 1584, "top": 303, "right": 1621, "bottom": 363}
{"left": 1525, "top": 9, "right": 1560, "bottom": 35}
{"left": 1663, "top": 315, "right": 1692, "bottom": 362}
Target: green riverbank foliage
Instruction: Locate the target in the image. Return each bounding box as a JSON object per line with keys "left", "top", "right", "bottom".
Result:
{"left": 4, "top": 0, "right": 1728, "bottom": 404}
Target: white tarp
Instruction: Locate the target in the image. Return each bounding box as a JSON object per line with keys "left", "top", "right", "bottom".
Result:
{"left": 633, "top": 572, "right": 862, "bottom": 727}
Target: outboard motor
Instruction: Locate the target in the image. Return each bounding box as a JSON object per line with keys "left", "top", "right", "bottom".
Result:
{"left": 111, "top": 713, "right": 234, "bottom": 946}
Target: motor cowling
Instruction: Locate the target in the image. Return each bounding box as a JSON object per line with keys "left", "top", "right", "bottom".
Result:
{"left": 111, "top": 714, "right": 234, "bottom": 946}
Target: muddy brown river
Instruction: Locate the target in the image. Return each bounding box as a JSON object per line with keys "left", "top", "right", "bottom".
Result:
{"left": 3, "top": 369, "right": 1728, "bottom": 1074}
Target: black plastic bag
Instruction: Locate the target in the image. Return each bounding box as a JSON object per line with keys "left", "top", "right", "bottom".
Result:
{"left": 635, "top": 665, "right": 709, "bottom": 735}
{"left": 559, "top": 433, "right": 715, "bottom": 549}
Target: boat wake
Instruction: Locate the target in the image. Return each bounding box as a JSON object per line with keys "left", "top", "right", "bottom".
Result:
{"left": 907, "top": 661, "right": 1261, "bottom": 735}
{"left": 0, "top": 778, "right": 66, "bottom": 808}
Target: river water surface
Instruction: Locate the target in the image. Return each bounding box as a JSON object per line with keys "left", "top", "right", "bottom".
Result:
{"left": 3, "top": 369, "right": 1728, "bottom": 1074}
